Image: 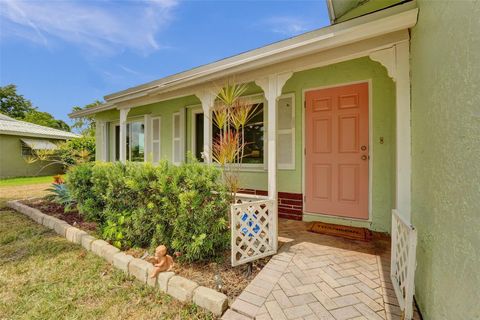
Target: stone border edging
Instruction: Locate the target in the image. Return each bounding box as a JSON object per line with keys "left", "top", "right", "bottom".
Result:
{"left": 6, "top": 200, "right": 228, "bottom": 317}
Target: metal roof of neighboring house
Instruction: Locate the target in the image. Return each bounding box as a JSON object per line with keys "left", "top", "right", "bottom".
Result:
{"left": 0, "top": 113, "right": 79, "bottom": 140}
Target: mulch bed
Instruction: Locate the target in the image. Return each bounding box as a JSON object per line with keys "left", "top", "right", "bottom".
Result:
{"left": 126, "top": 247, "right": 270, "bottom": 302}
{"left": 22, "top": 199, "right": 98, "bottom": 233}
{"left": 20, "top": 197, "right": 268, "bottom": 302}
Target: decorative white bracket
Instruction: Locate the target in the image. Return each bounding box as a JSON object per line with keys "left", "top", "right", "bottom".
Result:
{"left": 195, "top": 88, "right": 220, "bottom": 163}
{"left": 369, "top": 46, "right": 397, "bottom": 81}
{"left": 255, "top": 72, "right": 293, "bottom": 101}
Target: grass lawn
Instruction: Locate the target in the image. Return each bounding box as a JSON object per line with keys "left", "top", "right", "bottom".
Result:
{"left": 0, "top": 184, "right": 215, "bottom": 319}
{"left": 0, "top": 175, "right": 56, "bottom": 187}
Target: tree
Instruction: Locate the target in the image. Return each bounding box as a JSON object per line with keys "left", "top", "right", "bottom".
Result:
{"left": 0, "top": 84, "right": 34, "bottom": 118}
{"left": 71, "top": 100, "right": 102, "bottom": 137}
{"left": 23, "top": 110, "right": 70, "bottom": 131}
{"left": 0, "top": 84, "right": 71, "bottom": 131}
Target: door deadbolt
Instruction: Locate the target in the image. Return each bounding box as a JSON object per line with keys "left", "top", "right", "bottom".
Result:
{"left": 361, "top": 145, "right": 367, "bottom": 151}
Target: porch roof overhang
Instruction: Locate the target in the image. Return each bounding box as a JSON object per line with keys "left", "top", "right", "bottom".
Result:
{"left": 69, "top": 1, "right": 418, "bottom": 119}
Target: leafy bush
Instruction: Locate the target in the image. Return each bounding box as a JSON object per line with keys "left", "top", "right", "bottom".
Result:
{"left": 67, "top": 159, "right": 230, "bottom": 261}
{"left": 58, "top": 136, "right": 96, "bottom": 165}
{"left": 169, "top": 161, "right": 229, "bottom": 261}
{"left": 66, "top": 162, "right": 103, "bottom": 221}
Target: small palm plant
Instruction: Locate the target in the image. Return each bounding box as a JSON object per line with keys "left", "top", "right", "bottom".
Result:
{"left": 24, "top": 141, "right": 92, "bottom": 175}
{"left": 212, "top": 82, "right": 259, "bottom": 202}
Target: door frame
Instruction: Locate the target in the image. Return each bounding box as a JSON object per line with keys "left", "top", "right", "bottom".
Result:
{"left": 301, "top": 79, "right": 373, "bottom": 222}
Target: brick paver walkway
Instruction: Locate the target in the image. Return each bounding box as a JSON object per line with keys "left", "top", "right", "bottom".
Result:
{"left": 223, "top": 219, "right": 420, "bottom": 320}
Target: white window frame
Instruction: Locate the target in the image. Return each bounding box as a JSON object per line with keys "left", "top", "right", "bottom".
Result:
{"left": 189, "top": 93, "right": 267, "bottom": 171}
{"left": 112, "top": 116, "right": 145, "bottom": 162}
{"left": 277, "top": 93, "right": 296, "bottom": 170}
{"left": 226, "top": 93, "right": 266, "bottom": 170}
{"left": 150, "top": 116, "right": 161, "bottom": 163}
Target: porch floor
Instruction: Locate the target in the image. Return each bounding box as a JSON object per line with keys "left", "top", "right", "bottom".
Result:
{"left": 224, "top": 219, "right": 420, "bottom": 320}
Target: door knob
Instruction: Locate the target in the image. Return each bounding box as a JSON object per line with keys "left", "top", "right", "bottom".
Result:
{"left": 361, "top": 155, "right": 367, "bottom": 160}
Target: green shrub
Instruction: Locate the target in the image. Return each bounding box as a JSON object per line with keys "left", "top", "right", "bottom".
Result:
{"left": 67, "top": 159, "right": 230, "bottom": 261}
{"left": 169, "top": 161, "right": 230, "bottom": 261}
{"left": 66, "top": 163, "right": 98, "bottom": 218}
{"left": 58, "top": 136, "right": 96, "bottom": 165}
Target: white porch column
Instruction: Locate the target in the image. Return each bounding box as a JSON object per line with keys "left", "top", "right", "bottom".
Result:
{"left": 195, "top": 90, "right": 217, "bottom": 164}
{"left": 370, "top": 41, "right": 411, "bottom": 221}
{"left": 255, "top": 73, "right": 293, "bottom": 200}
{"left": 119, "top": 107, "right": 130, "bottom": 163}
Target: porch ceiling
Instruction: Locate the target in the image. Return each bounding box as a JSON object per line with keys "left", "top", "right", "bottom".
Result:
{"left": 69, "top": 2, "right": 417, "bottom": 119}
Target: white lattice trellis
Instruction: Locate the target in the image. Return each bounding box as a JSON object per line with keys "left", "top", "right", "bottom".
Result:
{"left": 231, "top": 194, "right": 277, "bottom": 267}
{"left": 391, "top": 209, "right": 417, "bottom": 320}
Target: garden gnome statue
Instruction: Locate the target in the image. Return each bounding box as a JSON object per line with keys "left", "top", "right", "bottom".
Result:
{"left": 149, "top": 245, "right": 174, "bottom": 278}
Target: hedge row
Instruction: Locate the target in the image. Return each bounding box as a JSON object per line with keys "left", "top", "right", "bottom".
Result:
{"left": 66, "top": 160, "right": 230, "bottom": 262}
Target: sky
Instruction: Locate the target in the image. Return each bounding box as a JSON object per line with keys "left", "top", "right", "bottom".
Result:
{"left": 0, "top": 0, "right": 330, "bottom": 125}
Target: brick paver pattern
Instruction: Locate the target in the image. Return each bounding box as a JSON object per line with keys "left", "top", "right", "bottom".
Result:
{"left": 224, "top": 219, "right": 420, "bottom": 320}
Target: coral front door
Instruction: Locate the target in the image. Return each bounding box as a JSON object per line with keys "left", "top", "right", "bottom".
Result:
{"left": 305, "top": 82, "right": 369, "bottom": 219}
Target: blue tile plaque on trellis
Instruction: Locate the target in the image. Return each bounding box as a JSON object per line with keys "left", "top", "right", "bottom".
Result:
{"left": 241, "top": 212, "right": 260, "bottom": 237}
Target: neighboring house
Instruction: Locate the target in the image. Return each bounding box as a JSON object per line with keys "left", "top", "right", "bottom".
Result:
{"left": 70, "top": 0, "right": 479, "bottom": 319}
{"left": 0, "top": 113, "right": 79, "bottom": 178}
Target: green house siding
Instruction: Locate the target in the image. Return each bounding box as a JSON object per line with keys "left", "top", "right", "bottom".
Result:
{"left": 96, "top": 57, "right": 395, "bottom": 232}
{"left": 410, "top": 1, "right": 480, "bottom": 319}
{"left": 284, "top": 57, "right": 396, "bottom": 232}
{"left": 0, "top": 134, "right": 64, "bottom": 178}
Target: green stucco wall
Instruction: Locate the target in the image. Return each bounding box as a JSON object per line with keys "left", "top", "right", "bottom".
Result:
{"left": 95, "top": 57, "right": 396, "bottom": 232}
{"left": 0, "top": 134, "right": 64, "bottom": 178}
{"left": 410, "top": 1, "right": 480, "bottom": 319}
{"left": 284, "top": 57, "right": 396, "bottom": 232}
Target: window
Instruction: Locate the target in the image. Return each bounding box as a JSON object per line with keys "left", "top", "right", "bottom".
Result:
{"left": 114, "top": 120, "right": 145, "bottom": 162}
{"left": 115, "top": 125, "right": 120, "bottom": 161}
{"left": 212, "top": 102, "right": 264, "bottom": 164}
{"left": 192, "top": 110, "right": 204, "bottom": 162}
{"left": 21, "top": 144, "right": 33, "bottom": 157}
{"left": 277, "top": 94, "right": 295, "bottom": 169}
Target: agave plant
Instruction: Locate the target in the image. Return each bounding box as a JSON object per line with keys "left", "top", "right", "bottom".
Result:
{"left": 46, "top": 183, "right": 76, "bottom": 212}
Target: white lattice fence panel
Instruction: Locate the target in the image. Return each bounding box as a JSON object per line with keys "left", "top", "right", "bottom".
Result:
{"left": 391, "top": 209, "right": 417, "bottom": 320}
{"left": 231, "top": 198, "right": 277, "bottom": 267}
